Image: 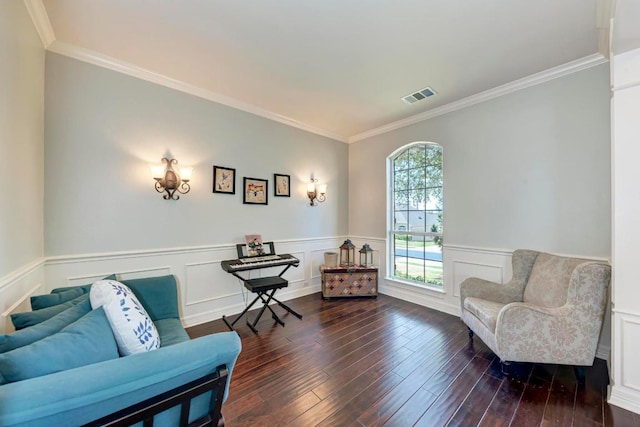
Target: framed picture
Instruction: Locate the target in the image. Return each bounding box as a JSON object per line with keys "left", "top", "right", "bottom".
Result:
{"left": 274, "top": 173, "right": 290, "bottom": 197}
{"left": 213, "top": 166, "right": 236, "bottom": 194}
{"left": 243, "top": 177, "right": 268, "bottom": 205}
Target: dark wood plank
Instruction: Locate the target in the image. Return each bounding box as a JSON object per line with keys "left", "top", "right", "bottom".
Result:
{"left": 411, "top": 356, "right": 493, "bottom": 426}
{"left": 541, "top": 364, "right": 578, "bottom": 426}
{"left": 478, "top": 377, "right": 527, "bottom": 427}
{"left": 185, "top": 292, "right": 636, "bottom": 427}
{"left": 447, "top": 372, "right": 503, "bottom": 426}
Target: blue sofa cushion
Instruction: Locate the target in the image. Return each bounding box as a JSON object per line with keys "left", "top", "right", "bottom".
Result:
{"left": 120, "top": 275, "right": 180, "bottom": 321}
{"left": 0, "top": 307, "right": 118, "bottom": 384}
{"left": 10, "top": 293, "right": 89, "bottom": 330}
{"left": 154, "top": 318, "right": 190, "bottom": 347}
{"left": 30, "top": 287, "right": 84, "bottom": 310}
{"left": 0, "top": 299, "right": 92, "bottom": 353}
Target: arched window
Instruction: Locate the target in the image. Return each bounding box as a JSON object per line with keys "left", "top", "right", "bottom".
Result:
{"left": 388, "top": 142, "right": 443, "bottom": 288}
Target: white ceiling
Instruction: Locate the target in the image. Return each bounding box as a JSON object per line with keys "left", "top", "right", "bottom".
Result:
{"left": 38, "top": 0, "right": 604, "bottom": 142}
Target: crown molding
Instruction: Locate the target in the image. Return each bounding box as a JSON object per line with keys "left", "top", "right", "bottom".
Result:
{"left": 348, "top": 53, "right": 609, "bottom": 143}
{"left": 46, "top": 41, "right": 349, "bottom": 143}
{"left": 23, "top": 0, "right": 55, "bottom": 48}
{"left": 28, "top": 1, "right": 606, "bottom": 147}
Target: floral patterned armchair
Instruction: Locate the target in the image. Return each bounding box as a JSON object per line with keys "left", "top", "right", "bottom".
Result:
{"left": 460, "top": 249, "right": 611, "bottom": 371}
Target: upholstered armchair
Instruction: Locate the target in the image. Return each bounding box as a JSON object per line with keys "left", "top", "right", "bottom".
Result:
{"left": 460, "top": 249, "right": 611, "bottom": 373}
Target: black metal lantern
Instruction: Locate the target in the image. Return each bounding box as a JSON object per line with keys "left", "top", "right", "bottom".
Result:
{"left": 359, "top": 244, "right": 374, "bottom": 267}
{"left": 339, "top": 239, "right": 356, "bottom": 267}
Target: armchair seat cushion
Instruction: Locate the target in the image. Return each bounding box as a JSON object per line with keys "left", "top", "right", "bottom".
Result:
{"left": 464, "top": 297, "right": 506, "bottom": 332}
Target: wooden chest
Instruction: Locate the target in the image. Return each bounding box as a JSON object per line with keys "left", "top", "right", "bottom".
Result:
{"left": 320, "top": 265, "right": 378, "bottom": 299}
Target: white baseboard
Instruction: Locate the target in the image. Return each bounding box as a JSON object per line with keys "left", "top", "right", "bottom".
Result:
{"left": 380, "top": 280, "right": 459, "bottom": 317}
{"left": 609, "top": 385, "right": 640, "bottom": 415}
{"left": 182, "top": 283, "right": 321, "bottom": 328}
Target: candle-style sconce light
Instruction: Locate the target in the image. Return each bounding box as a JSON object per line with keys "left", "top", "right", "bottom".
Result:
{"left": 150, "top": 157, "right": 192, "bottom": 200}
{"left": 307, "top": 178, "right": 327, "bottom": 206}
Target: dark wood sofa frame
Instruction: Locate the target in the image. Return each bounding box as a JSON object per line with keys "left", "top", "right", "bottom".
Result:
{"left": 82, "top": 364, "right": 228, "bottom": 427}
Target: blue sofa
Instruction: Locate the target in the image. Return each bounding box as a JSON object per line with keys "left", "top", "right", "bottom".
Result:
{"left": 0, "top": 275, "right": 242, "bottom": 426}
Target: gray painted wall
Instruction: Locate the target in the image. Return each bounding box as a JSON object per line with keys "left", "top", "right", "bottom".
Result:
{"left": 349, "top": 64, "right": 611, "bottom": 258}
{"left": 0, "top": 2, "right": 45, "bottom": 277}
{"left": 44, "top": 53, "right": 348, "bottom": 256}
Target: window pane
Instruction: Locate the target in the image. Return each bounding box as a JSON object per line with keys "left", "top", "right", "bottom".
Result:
{"left": 394, "top": 170, "right": 409, "bottom": 191}
{"left": 393, "top": 233, "right": 409, "bottom": 279}
{"left": 407, "top": 189, "right": 426, "bottom": 209}
{"left": 425, "top": 210, "right": 442, "bottom": 233}
{"left": 407, "top": 147, "right": 425, "bottom": 169}
{"left": 394, "top": 190, "right": 409, "bottom": 209}
{"left": 426, "top": 186, "right": 442, "bottom": 207}
{"left": 408, "top": 210, "right": 426, "bottom": 232}
{"left": 394, "top": 211, "right": 408, "bottom": 231}
{"left": 392, "top": 235, "right": 443, "bottom": 286}
{"left": 425, "top": 241, "right": 443, "bottom": 287}
{"left": 394, "top": 152, "right": 409, "bottom": 171}
{"left": 408, "top": 168, "right": 426, "bottom": 189}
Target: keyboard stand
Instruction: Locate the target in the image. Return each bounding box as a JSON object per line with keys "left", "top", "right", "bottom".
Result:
{"left": 222, "top": 266, "right": 303, "bottom": 333}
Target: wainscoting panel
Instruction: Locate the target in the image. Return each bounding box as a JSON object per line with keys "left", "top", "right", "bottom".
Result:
{"left": 311, "top": 248, "right": 337, "bottom": 279}
{"left": 0, "top": 258, "right": 45, "bottom": 332}
{"left": 451, "top": 261, "right": 504, "bottom": 298}
{"left": 609, "top": 310, "right": 640, "bottom": 414}
{"left": 184, "top": 259, "right": 237, "bottom": 307}
{"left": 445, "top": 245, "right": 512, "bottom": 297}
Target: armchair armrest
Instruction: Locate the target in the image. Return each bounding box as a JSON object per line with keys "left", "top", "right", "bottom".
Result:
{"left": 490, "top": 261, "right": 610, "bottom": 366}
{"left": 460, "top": 277, "right": 524, "bottom": 305}
{"left": 459, "top": 249, "right": 539, "bottom": 312}
{"left": 566, "top": 262, "right": 610, "bottom": 313}
{"left": 495, "top": 299, "right": 599, "bottom": 365}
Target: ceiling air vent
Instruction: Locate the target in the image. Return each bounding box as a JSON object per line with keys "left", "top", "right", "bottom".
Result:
{"left": 401, "top": 86, "right": 437, "bottom": 104}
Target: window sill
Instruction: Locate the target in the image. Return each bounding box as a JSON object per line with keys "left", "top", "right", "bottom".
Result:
{"left": 384, "top": 276, "right": 446, "bottom": 296}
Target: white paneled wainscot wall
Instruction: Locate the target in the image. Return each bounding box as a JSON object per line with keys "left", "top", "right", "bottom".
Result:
{"left": 6, "top": 237, "right": 343, "bottom": 330}
{"left": 1, "top": 238, "right": 611, "bottom": 362}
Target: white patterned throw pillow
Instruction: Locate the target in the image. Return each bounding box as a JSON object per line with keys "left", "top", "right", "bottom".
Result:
{"left": 89, "top": 280, "right": 161, "bottom": 356}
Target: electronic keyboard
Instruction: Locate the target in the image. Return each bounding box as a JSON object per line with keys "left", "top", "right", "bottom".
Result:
{"left": 221, "top": 254, "right": 299, "bottom": 273}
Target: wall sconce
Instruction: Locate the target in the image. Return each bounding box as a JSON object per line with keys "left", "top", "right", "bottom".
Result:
{"left": 307, "top": 179, "right": 327, "bottom": 206}
{"left": 150, "top": 157, "right": 192, "bottom": 200}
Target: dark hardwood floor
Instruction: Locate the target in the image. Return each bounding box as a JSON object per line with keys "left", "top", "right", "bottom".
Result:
{"left": 187, "top": 293, "right": 639, "bottom": 427}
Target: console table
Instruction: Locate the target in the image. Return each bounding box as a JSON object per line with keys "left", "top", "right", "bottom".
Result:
{"left": 320, "top": 265, "right": 378, "bottom": 299}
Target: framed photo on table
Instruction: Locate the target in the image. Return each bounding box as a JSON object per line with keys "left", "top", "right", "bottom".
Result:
{"left": 243, "top": 177, "right": 268, "bottom": 205}
{"left": 213, "top": 166, "right": 236, "bottom": 194}
{"left": 274, "top": 173, "right": 290, "bottom": 197}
